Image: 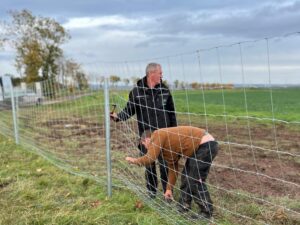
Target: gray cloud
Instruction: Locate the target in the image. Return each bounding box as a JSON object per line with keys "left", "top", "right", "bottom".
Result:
{"left": 0, "top": 0, "right": 258, "bottom": 17}
{"left": 140, "top": 1, "right": 300, "bottom": 40}
{"left": 135, "top": 35, "right": 188, "bottom": 48}
{"left": 1, "top": 0, "right": 300, "bottom": 83}
{"left": 3, "top": 0, "right": 299, "bottom": 40}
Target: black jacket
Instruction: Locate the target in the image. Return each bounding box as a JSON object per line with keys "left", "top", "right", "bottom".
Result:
{"left": 117, "top": 76, "right": 177, "bottom": 136}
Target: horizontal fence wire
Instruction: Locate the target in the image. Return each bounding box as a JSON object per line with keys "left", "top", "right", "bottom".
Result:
{"left": 0, "top": 32, "right": 299, "bottom": 225}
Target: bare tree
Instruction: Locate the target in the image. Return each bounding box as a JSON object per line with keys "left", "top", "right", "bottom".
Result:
{"left": 174, "top": 80, "right": 179, "bottom": 89}
{"left": 123, "top": 78, "right": 130, "bottom": 86}
{"left": 64, "top": 59, "right": 89, "bottom": 90}
{"left": 98, "top": 76, "right": 105, "bottom": 87}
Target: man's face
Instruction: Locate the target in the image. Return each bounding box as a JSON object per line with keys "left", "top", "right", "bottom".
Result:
{"left": 149, "top": 66, "right": 162, "bottom": 85}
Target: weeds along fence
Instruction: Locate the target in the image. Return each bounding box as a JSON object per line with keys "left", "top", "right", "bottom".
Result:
{"left": 1, "top": 33, "right": 300, "bottom": 225}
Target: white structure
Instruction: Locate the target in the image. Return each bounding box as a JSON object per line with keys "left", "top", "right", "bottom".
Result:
{"left": 0, "top": 75, "right": 43, "bottom": 105}
{"left": 0, "top": 74, "right": 13, "bottom": 100}
{"left": 35, "top": 82, "right": 42, "bottom": 97}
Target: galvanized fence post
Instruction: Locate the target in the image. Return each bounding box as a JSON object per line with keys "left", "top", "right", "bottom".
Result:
{"left": 8, "top": 76, "right": 19, "bottom": 144}
{"left": 104, "top": 77, "right": 112, "bottom": 197}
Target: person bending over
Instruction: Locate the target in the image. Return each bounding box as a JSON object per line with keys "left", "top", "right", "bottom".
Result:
{"left": 126, "top": 126, "right": 218, "bottom": 219}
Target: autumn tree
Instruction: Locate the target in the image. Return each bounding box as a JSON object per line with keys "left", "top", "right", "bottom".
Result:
{"left": 20, "top": 39, "right": 44, "bottom": 83}
{"left": 190, "top": 82, "right": 200, "bottom": 89}
{"left": 110, "top": 75, "right": 121, "bottom": 86}
{"left": 1, "top": 9, "right": 70, "bottom": 83}
{"left": 224, "top": 83, "right": 234, "bottom": 89}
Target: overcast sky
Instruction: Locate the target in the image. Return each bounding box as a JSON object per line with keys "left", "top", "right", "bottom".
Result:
{"left": 1, "top": 0, "right": 300, "bottom": 84}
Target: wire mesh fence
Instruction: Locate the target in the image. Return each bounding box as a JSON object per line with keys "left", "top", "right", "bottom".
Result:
{"left": 1, "top": 33, "right": 300, "bottom": 224}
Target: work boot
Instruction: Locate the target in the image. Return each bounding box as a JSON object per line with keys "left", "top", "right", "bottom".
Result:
{"left": 199, "top": 211, "right": 212, "bottom": 219}
{"left": 194, "top": 201, "right": 213, "bottom": 220}
{"left": 177, "top": 202, "right": 191, "bottom": 213}
{"left": 190, "top": 210, "right": 212, "bottom": 220}
{"left": 148, "top": 191, "right": 156, "bottom": 199}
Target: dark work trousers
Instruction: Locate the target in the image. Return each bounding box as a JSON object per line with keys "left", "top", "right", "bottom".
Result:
{"left": 139, "top": 143, "right": 168, "bottom": 195}
{"left": 179, "top": 141, "right": 218, "bottom": 215}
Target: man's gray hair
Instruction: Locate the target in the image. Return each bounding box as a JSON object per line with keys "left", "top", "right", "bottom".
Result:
{"left": 146, "top": 62, "right": 161, "bottom": 76}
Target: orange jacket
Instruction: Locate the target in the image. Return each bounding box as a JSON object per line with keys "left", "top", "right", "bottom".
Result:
{"left": 135, "top": 126, "right": 207, "bottom": 191}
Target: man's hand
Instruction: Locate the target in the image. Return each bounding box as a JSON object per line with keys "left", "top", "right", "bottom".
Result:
{"left": 110, "top": 112, "right": 119, "bottom": 122}
{"left": 141, "top": 137, "right": 151, "bottom": 149}
{"left": 126, "top": 157, "right": 137, "bottom": 164}
{"left": 164, "top": 190, "right": 173, "bottom": 201}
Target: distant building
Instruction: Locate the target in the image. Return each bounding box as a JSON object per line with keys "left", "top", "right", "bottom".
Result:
{"left": 0, "top": 74, "right": 13, "bottom": 101}
{"left": 0, "top": 74, "right": 43, "bottom": 105}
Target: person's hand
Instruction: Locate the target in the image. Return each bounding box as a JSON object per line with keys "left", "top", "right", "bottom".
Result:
{"left": 141, "top": 137, "right": 151, "bottom": 149}
{"left": 164, "top": 190, "right": 173, "bottom": 201}
{"left": 110, "top": 112, "right": 118, "bottom": 122}
{"left": 126, "top": 157, "right": 137, "bottom": 164}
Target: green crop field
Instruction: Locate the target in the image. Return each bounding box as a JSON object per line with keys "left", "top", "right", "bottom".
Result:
{"left": 171, "top": 88, "right": 300, "bottom": 122}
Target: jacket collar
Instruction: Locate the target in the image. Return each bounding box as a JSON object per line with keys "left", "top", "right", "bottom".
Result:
{"left": 137, "top": 76, "right": 165, "bottom": 89}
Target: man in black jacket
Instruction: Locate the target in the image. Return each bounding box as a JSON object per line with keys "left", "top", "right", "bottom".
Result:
{"left": 110, "top": 62, "right": 177, "bottom": 198}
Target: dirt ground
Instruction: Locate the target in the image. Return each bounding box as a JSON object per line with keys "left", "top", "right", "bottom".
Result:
{"left": 207, "top": 121, "right": 300, "bottom": 200}
{"left": 39, "top": 117, "right": 300, "bottom": 201}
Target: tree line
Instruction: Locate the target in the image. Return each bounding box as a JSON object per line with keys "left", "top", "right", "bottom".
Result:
{"left": 108, "top": 75, "right": 234, "bottom": 90}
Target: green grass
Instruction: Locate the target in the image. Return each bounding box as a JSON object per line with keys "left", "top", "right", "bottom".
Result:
{"left": 1, "top": 87, "right": 299, "bottom": 123}
{"left": 0, "top": 135, "right": 169, "bottom": 225}
{"left": 172, "top": 88, "right": 300, "bottom": 122}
